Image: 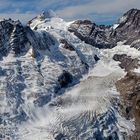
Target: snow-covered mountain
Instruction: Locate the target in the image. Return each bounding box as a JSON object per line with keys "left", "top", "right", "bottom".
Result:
{"left": 0, "top": 9, "right": 140, "bottom": 140}
{"left": 68, "top": 9, "right": 140, "bottom": 49}
{"left": 0, "top": 10, "right": 99, "bottom": 139}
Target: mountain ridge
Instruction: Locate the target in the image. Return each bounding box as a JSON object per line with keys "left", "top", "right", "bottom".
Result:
{"left": 68, "top": 8, "right": 140, "bottom": 49}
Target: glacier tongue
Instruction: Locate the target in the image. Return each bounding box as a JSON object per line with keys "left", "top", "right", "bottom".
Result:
{"left": 17, "top": 44, "right": 136, "bottom": 140}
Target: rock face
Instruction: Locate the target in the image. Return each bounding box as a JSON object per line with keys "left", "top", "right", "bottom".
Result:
{"left": 113, "top": 54, "right": 139, "bottom": 71}
{"left": 68, "top": 20, "right": 114, "bottom": 49}
{"left": 58, "top": 70, "right": 73, "bottom": 88}
{"left": 0, "top": 18, "right": 54, "bottom": 57}
{"left": 0, "top": 19, "right": 28, "bottom": 57}
{"left": 59, "top": 38, "right": 75, "bottom": 51}
{"left": 113, "top": 53, "right": 140, "bottom": 139}
{"left": 116, "top": 71, "right": 140, "bottom": 140}
{"left": 68, "top": 9, "right": 140, "bottom": 49}
{"left": 111, "top": 9, "right": 140, "bottom": 49}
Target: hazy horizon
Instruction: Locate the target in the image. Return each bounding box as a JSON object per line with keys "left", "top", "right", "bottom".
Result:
{"left": 0, "top": 0, "right": 140, "bottom": 25}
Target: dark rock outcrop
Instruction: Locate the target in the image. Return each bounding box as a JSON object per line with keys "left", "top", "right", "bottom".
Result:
{"left": 114, "top": 53, "right": 140, "bottom": 139}
{"left": 111, "top": 9, "right": 140, "bottom": 49}
{"left": 54, "top": 133, "right": 67, "bottom": 140}
{"left": 0, "top": 19, "right": 28, "bottom": 56}
{"left": 0, "top": 18, "right": 56, "bottom": 58}
{"left": 10, "top": 22, "right": 28, "bottom": 55}
{"left": 68, "top": 20, "right": 114, "bottom": 49}
{"left": 58, "top": 70, "right": 73, "bottom": 88}
{"left": 59, "top": 38, "right": 75, "bottom": 51}
{"left": 116, "top": 71, "right": 140, "bottom": 140}
{"left": 113, "top": 54, "right": 139, "bottom": 71}
{"left": 94, "top": 54, "right": 100, "bottom": 61}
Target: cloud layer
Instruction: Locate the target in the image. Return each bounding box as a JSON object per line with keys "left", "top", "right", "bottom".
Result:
{"left": 0, "top": 0, "right": 140, "bottom": 24}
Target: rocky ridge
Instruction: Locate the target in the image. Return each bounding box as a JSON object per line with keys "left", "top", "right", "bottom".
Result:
{"left": 68, "top": 9, "right": 140, "bottom": 49}
{"left": 113, "top": 54, "right": 140, "bottom": 139}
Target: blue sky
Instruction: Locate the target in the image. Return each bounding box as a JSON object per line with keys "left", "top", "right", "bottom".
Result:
{"left": 0, "top": 0, "right": 140, "bottom": 24}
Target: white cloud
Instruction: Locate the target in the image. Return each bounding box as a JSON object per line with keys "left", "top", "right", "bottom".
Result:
{"left": 0, "top": 0, "right": 139, "bottom": 24}
{"left": 0, "top": 13, "right": 37, "bottom": 24}
{"left": 56, "top": 0, "right": 140, "bottom": 21}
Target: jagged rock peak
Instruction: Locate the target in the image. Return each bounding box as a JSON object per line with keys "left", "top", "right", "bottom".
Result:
{"left": 38, "top": 10, "right": 57, "bottom": 19}
{"left": 118, "top": 8, "right": 140, "bottom": 26}
{"left": 124, "top": 8, "right": 140, "bottom": 17}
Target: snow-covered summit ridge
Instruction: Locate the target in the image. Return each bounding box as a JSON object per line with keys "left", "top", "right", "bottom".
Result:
{"left": 28, "top": 10, "right": 74, "bottom": 31}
